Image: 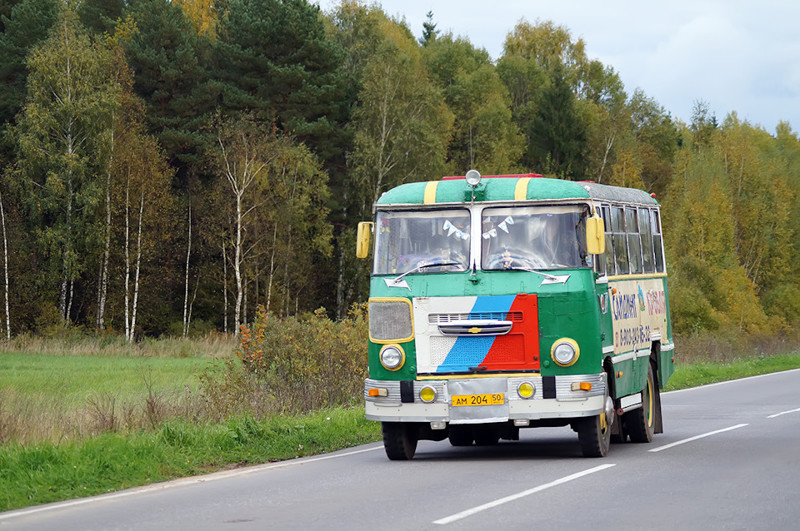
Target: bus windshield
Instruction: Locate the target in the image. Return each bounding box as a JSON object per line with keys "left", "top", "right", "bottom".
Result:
{"left": 373, "top": 209, "right": 470, "bottom": 275}
{"left": 481, "top": 205, "right": 589, "bottom": 270}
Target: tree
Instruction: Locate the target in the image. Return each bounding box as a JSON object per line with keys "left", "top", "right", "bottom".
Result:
{"left": 499, "top": 20, "right": 592, "bottom": 178}
{"left": 0, "top": 185, "right": 9, "bottom": 339}
{"left": 12, "top": 5, "right": 118, "bottom": 323}
{"left": 423, "top": 34, "right": 524, "bottom": 174}
{"left": 114, "top": 130, "right": 173, "bottom": 341}
{"left": 527, "top": 64, "right": 587, "bottom": 178}
{"left": 77, "top": 0, "right": 124, "bottom": 35}
{"left": 213, "top": 0, "right": 348, "bottom": 163}
{"left": 419, "top": 10, "right": 437, "bottom": 46}
{"left": 212, "top": 115, "right": 272, "bottom": 332}
{"left": 346, "top": 12, "right": 453, "bottom": 214}
{"left": 174, "top": 0, "right": 218, "bottom": 38}
{"left": 210, "top": 114, "right": 333, "bottom": 326}
{"left": 0, "top": 0, "right": 59, "bottom": 168}
{"left": 123, "top": 0, "right": 213, "bottom": 182}
{"left": 0, "top": 0, "right": 59, "bottom": 127}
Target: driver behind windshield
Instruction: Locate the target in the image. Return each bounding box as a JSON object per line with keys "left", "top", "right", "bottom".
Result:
{"left": 482, "top": 208, "right": 586, "bottom": 270}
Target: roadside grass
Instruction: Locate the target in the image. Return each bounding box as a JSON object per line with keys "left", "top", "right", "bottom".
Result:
{"left": 0, "top": 407, "right": 380, "bottom": 512}
{"left": 664, "top": 353, "right": 800, "bottom": 390}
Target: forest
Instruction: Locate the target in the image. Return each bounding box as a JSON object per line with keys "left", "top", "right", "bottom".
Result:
{"left": 1, "top": 0, "right": 799, "bottom": 341}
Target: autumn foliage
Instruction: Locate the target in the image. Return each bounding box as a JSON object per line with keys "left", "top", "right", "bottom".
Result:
{"left": 0, "top": 1, "right": 798, "bottom": 343}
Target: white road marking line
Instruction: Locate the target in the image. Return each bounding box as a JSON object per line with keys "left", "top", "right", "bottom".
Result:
{"left": 767, "top": 407, "right": 800, "bottom": 419}
{"left": 433, "top": 464, "right": 616, "bottom": 525}
{"left": 649, "top": 424, "right": 748, "bottom": 453}
{"left": 0, "top": 445, "right": 384, "bottom": 521}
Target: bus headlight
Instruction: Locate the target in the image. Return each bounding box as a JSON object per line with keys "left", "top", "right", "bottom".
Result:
{"left": 551, "top": 338, "right": 580, "bottom": 367}
{"left": 380, "top": 344, "right": 405, "bottom": 371}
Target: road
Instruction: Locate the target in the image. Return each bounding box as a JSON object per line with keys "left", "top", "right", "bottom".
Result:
{"left": 3, "top": 369, "right": 799, "bottom": 530}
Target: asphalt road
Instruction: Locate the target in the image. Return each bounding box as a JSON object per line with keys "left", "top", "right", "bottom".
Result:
{"left": 3, "top": 369, "right": 799, "bottom": 530}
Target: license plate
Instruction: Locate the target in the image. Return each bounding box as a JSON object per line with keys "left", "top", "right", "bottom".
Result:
{"left": 451, "top": 393, "right": 505, "bottom": 407}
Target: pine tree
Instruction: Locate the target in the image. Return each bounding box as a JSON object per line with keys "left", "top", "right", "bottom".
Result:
{"left": 123, "top": 0, "right": 213, "bottom": 183}
{"left": 213, "top": 0, "right": 348, "bottom": 163}
{"left": 0, "top": 0, "right": 59, "bottom": 159}
{"left": 419, "top": 11, "right": 438, "bottom": 46}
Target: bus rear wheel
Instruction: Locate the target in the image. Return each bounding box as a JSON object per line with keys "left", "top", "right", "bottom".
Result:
{"left": 625, "top": 363, "right": 656, "bottom": 443}
{"left": 382, "top": 422, "right": 418, "bottom": 460}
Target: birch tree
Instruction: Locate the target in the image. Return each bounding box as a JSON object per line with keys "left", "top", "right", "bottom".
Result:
{"left": 348, "top": 16, "right": 453, "bottom": 215}
{"left": 13, "top": 5, "right": 117, "bottom": 324}
{"left": 0, "top": 186, "right": 9, "bottom": 340}
{"left": 213, "top": 115, "right": 272, "bottom": 333}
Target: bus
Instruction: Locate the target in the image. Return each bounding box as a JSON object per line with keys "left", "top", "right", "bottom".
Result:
{"left": 356, "top": 170, "right": 674, "bottom": 459}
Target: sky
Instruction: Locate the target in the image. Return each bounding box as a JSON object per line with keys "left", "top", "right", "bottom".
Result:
{"left": 315, "top": 0, "right": 799, "bottom": 133}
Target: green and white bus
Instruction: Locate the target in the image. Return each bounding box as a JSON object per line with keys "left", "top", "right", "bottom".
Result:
{"left": 357, "top": 170, "right": 674, "bottom": 459}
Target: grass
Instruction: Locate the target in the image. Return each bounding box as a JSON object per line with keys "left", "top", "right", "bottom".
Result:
{"left": 0, "top": 352, "right": 217, "bottom": 444}
{"left": 0, "top": 407, "right": 380, "bottom": 511}
{"left": 665, "top": 353, "right": 800, "bottom": 390}
{"left": 1, "top": 336, "right": 799, "bottom": 513}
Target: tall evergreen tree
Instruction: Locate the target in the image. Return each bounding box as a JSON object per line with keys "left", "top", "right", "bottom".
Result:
{"left": 0, "top": 0, "right": 59, "bottom": 135}
{"left": 123, "top": 0, "right": 213, "bottom": 183}
{"left": 528, "top": 64, "right": 586, "bottom": 178}
{"left": 213, "top": 0, "right": 348, "bottom": 164}
{"left": 419, "top": 11, "right": 437, "bottom": 46}
{"left": 77, "top": 0, "right": 124, "bottom": 35}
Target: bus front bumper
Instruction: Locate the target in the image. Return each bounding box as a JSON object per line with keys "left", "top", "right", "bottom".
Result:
{"left": 364, "top": 374, "right": 607, "bottom": 424}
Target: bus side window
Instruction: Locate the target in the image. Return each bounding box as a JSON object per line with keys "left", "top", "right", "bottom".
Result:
{"left": 611, "top": 207, "right": 628, "bottom": 274}
{"left": 601, "top": 205, "right": 614, "bottom": 275}
{"left": 639, "top": 207, "right": 655, "bottom": 273}
{"left": 626, "top": 208, "right": 643, "bottom": 274}
{"left": 652, "top": 209, "right": 665, "bottom": 272}
{"left": 593, "top": 205, "right": 608, "bottom": 276}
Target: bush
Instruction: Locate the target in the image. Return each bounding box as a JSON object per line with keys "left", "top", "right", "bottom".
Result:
{"left": 200, "top": 305, "right": 368, "bottom": 418}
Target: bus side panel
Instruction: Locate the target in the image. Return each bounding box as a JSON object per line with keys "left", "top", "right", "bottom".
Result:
{"left": 657, "top": 277, "right": 675, "bottom": 387}
{"left": 610, "top": 277, "right": 669, "bottom": 396}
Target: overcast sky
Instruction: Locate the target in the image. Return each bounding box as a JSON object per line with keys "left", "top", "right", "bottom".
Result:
{"left": 315, "top": 0, "right": 799, "bottom": 134}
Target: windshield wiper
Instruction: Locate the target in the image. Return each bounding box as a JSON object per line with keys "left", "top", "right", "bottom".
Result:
{"left": 391, "top": 260, "right": 461, "bottom": 283}
{"left": 501, "top": 265, "right": 569, "bottom": 284}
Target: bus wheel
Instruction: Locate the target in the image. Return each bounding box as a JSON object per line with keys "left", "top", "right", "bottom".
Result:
{"left": 626, "top": 363, "right": 656, "bottom": 443}
{"left": 448, "top": 425, "right": 474, "bottom": 446}
{"left": 577, "top": 413, "right": 611, "bottom": 457}
{"left": 382, "top": 422, "right": 418, "bottom": 460}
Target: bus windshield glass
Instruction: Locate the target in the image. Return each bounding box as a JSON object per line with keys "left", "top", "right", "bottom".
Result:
{"left": 373, "top": 209, "right": 470, "bottom": 275}
{"left": 482, "top": 205, "right": 589, "bottom": 270}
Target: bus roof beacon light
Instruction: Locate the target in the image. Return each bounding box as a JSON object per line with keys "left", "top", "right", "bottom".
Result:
{"left": 465, "top": 169, "right": 482, "bottom": 187}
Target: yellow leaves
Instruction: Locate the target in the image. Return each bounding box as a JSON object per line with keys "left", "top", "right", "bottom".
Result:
{"left": 609, "top": 147, "right": 644, "bottom": 190}
{"left": 173, "top": 0, "right": 218, "bottom": 39}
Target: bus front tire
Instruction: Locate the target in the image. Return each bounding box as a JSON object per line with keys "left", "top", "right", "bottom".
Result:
{"left": 577, "top": 412, "right": 611, "bottom": 457}
{"left": 382, "top": 422, "right": 418, "bottom": 460}
{"left": 625, "top": 363, "right": 656, "bottom": 443}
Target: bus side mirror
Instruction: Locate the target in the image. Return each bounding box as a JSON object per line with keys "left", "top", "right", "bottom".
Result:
{"left": 356, "top": 222, "right": 374, "bottom": 259}
{"left": 586, "top": 214, "right": 605, "bottom": 255}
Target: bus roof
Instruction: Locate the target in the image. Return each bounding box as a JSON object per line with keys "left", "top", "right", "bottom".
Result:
{"left": 376, "top": 176, "right": 658, "bottom": 207}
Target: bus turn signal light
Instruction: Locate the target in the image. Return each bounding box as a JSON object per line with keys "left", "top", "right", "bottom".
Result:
{"left": 368, "top": 388, "right": 388, "bottom": 397}
{"left": 571, "top": 382, "right": 592, "bottom": 391}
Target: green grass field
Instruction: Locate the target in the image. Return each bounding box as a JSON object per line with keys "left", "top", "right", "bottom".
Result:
{"left": 0, "top": 353, "right": 212, "bottom": 403}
